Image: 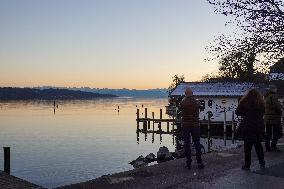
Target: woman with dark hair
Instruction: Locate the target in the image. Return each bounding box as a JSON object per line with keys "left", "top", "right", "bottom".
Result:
{"left": 236, "top": 89, "right": 266, "bottom": 170}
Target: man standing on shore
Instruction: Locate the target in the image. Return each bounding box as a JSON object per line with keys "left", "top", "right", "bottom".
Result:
{"left": 180, "top": 88, "right": 204, "bottom": 169}
{"left": 264, "top": 85, "right": 283, "bottom": 152}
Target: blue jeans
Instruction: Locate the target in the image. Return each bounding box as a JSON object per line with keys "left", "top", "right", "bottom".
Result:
{"left": 182, "top": 127, "right": 202, "bottom": 165}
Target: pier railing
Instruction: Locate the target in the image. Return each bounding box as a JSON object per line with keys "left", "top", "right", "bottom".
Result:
{"left": 136, "top": 108, "right": 239, "bottom": 152}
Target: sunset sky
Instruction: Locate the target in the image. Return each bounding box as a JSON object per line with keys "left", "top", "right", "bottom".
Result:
{"left": 0, "top": 0, "right": 233, "bottom": 89}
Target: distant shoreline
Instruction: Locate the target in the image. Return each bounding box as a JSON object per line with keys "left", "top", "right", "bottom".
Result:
{"left": 0, "top": 87, "right": 117, "bottom": 100}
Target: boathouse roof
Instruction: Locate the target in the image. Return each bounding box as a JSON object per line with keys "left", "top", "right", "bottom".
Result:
{"left": 170, "top": 82, "right": 266, "bottom": 97}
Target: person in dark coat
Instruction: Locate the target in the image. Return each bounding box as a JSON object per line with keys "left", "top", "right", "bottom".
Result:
{"left": 236, "top": 89, "right": 265, "bottom": 170}
{"left": 179, "top": 88, "right": 204, "bottom": 169}
{"left": 264, "top": 85, "right": 283, "bottom": 152}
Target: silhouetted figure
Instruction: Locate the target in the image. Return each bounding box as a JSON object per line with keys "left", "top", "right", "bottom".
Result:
{"left": 180, "top": 88, "right": 204, "bottom": 169}
{"left": 236, "top": 89, "right": 265, "bottom": 170}
{"left": 264, "top": 85, "right": 283, "bottom": 152}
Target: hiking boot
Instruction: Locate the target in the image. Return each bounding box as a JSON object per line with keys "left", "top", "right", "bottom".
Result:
{"left": 242, "top": 165, "right": 250, "bottom": 170}
{"left": 271, "top": 146, "right": 281, "bottom": 152}
{"left": 197, "top": 163, "right": 205, "bottom": 169}
{"left": 265, "top": 143, "right": 271, "bottom": 152}
{"left": 260, "top": 164, "right": 265, "bottom": 169}
{"left": 186, "top": 164, "right": 191, "bottom": 170}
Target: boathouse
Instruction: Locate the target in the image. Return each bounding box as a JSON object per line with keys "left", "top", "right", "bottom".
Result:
{"left": 169, "top": 59, "right": 284, "bottom": 122}
{"left": 169, "top": 82, "right": 266, "bottom": 122}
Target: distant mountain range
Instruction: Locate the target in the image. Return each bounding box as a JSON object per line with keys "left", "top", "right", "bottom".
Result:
{"left": 35, "top": 86, "right": 169, "bottom": 98}
{"left": 0, "top": 87, "right": 117, "bottom": 100}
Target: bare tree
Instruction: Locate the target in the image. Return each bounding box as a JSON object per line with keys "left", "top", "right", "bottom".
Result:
{"left": 168, "top": 74, "right": 185, "bottom": 94}
{"left": 206, "top": 0, "right": 284, "bottom": 80}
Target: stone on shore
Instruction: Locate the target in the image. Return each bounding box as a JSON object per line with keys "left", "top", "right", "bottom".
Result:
{"left": 157, "top": 146, "right": 174, "bottom": 161}
{"left": 129, "top": 155, "right": 148, "bottom": 168}
{"left": 132, "top": 160, "right": 148, "bottom": 169}
{"left": 145, "top": 153, "right": 156, "bottom": 162}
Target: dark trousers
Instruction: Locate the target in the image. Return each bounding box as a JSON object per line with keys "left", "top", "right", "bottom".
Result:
{"left": 182, "top": 127, "right": 202, "bottom": 165}
{"left": 244, "top": 140, "right": 265, "bottom": 167}
{"left": 265, "top": 123, "right": 282, "bottom": 149}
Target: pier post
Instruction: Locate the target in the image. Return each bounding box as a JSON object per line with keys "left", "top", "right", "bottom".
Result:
{"left": 3, "top": 147, "right": 10, "bottom": 174}
{"left": 147, "top": 109, "right": 151, "bottom": 129}
{"left": 232, "top": 111, "right": 235, "bottom": 144}
{"left": 136, "top": 109, "right": 140, "bottom": 130}
{"left": 159, "top": 109, "right": 162, "bottom": 132}
{"left": 143, "top": 122, "right": 147, "bottom": 131}
{"left": 167, "top": 121, "right": 170, "bottom": 132}
{"left": 143, "top": 108, "right": 148, "bottom": 131}
{"left": 207, "top": 113, "right": 211, "bottom": 152}
{"left": 136, "top": 130, "right": 140, "bottom": 144}
{"left": 53, "top": 100, "right": 56, "bottom": 114}
{"left": 152, "top": 112, "right": 155, "bottom": 144}
{"left": 152, "top": 112, "right": 155, "bottom": 131}
{"left": 173, "top": 108, "right": 177, "bottom": 133}
{"left": 223, "top": 108, "right": 227, "bottom": 146}
{"left": 145, "top": 108, "right": 147, "bottom": 118}
{"left": 145, "top": 132, "right": 147, "bottom": 141}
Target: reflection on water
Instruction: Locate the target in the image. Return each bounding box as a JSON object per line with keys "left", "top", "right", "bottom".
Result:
{"left": 0, "top": 98, "right": 175, "bottom": 188}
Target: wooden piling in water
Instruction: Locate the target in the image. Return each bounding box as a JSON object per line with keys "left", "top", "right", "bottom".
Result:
{"left": 136, "top": 109, "right": 140, "bottom": 130}
{"left": 145, "top": 108, "right": 147, "bottom": 118}
{"left": 167, "top": 121, "right": 169, "bottom": 132}
{"left": 159, "top": 109, "right": 162, "bottom": 131}
{"left": 3, "top": 147, "right": 10, "bottom": 174}
{"left": 207, "top": 113, "right": 211, "bottom": 152}
{"left": 152, "top": 112, "right": 155, "bottom": 130}
{"left": 232, "top": 111, "right": 235, "bottom": 144}
{"left": 136, "top": 130, "right": 139, "bottom": 144}
{"left": 143, "top": 108, "right": 148, "bottom": 131}
{"left": 223, "top": 108, "right": 227, "bottom": 146}
{"left": 147, "top": 109, "right": 150, "bottom": 129}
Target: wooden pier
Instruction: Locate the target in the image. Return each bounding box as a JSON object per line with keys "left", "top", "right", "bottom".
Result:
{"left": 136, "top": 108, "right": 239, "bottom": 151}
{"left": 0, "top": 171, "right": 44, "bottom": 189}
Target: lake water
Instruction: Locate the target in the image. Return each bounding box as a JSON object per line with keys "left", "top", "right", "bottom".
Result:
{"left": 0, "top": 98, "right": 176, "bottom": 188}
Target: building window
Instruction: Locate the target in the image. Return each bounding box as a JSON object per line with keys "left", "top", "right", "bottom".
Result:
{"left": 208, "top": 100, "right": 213, "bottom": 108}
{"left": 199, "top": 100, "right": 205, "bottom": 111}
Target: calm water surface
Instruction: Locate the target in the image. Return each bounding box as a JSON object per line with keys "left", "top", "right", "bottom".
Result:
{"left": 0, "top": 98, "right": 174, "bottom": 188}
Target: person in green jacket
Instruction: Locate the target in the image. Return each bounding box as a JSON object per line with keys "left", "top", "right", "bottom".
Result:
{"left": 264, "top": 85, "right": 283, "bottom": 152}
